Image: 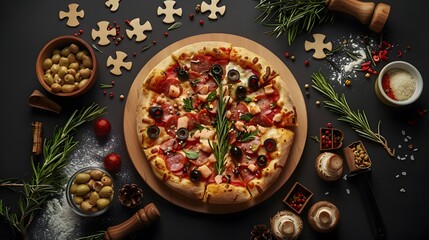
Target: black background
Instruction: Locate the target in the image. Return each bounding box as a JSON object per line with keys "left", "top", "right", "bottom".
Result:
{"left": 1, "top": 0, "right": 428, "bottom": 239}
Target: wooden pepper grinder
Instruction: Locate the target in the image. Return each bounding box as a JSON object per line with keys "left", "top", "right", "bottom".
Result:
{"left": 104, "top": 203, "right": 161, "bottom": 240}
{"left": 326, "top": 0, "right": 391, "bottom": 33}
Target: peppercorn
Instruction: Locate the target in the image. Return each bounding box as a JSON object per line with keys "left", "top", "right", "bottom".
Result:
{"left": 284, "top": 51, "right": 290, "bottom": 59}
{"left": 304, "top": 60, "right": 310, "bottom": 67}
{"left": 164, "top": 32, "right": 168, "bottom": 37}
{"left": 290, "top": 56, "right": 295, "bottom": 61}
{"left": 195, "top": 3, "right": 201, "bottom": 12}
{"left": 304, "top": 83, "right": 310, "bottom": 89}
{"left": 316, "top": 100, "right": 320, "bottom": 106}
{"left": 365, "top": 73, "right": 371, "bottom": 78}
{"left": 120, "top": 94, "right": 125, "bottom": 100}
{"left": 345, "top": 79, "right": 351, "bottom": 86}
{"left": 199, "top": 19, "right": 204, "bottom": 25}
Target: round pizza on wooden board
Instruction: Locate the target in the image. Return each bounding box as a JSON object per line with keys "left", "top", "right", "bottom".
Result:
{"left": 124, "top": 34, "right": 307, "bottom": 213}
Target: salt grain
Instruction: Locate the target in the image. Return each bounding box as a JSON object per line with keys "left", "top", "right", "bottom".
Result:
{"left": 401, "top": 171, "right": 407, "bottom": 176}
{"left": 400, "top": 188, "right": 406, "bottom": 193}
{"left": 410, "top": 155, "right": 415, "bottom": 161}
{"left": 343, "top": 174, "right": 347, "bottom": 181}
{"left": 325, "top": 192, "right": 330, "bottom": 196}
{"left": 346, "top": 189, "right": 351, "bottom": 194}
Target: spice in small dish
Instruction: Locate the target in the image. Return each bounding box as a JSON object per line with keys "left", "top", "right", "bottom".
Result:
{"left": 382, "top": 68, "right": 416, "bottom": 101}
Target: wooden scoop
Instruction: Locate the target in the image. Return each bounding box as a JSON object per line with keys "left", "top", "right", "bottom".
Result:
{"left": 104, "top": 203, "right": 161, "bottom": 240}
{"left": 326, "top": 0, "right": 391, "bottom": 33}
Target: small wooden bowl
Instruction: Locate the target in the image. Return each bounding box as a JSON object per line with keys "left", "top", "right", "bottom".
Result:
{"left": 36, "top": 35, "right": 97, "bottom": 97}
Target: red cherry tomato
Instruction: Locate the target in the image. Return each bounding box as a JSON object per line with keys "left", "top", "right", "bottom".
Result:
{"left": 93, "top": 118, "right": 111, "bottom": 137}
{"left": 104, "top": 152, "right": 121, "bottom": 172}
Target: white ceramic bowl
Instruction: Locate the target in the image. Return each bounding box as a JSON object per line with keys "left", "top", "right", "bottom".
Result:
{"left": 375, "top": 61, "right": 423, "bottom": 107}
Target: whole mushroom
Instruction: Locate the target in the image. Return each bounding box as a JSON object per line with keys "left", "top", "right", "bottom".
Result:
{"left": 307, "top": 200, "right": 340, "bottom": 233}
{"left": 315, "top": 152, "right": 343, "bottom": 181}
{"left": 270, "top": 210, "right": 303, "bottom": 240}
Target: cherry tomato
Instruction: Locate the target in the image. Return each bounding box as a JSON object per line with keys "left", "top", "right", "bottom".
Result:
{"left": 104, "top": 152, "right": 121, "bottom": 172}
{"left": 93, "top": 118, "right": 111, "bottom": 137}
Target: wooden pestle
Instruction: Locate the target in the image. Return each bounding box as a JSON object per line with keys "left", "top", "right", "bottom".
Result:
{"left": 104, "top": 203, "right": 161, "bottom": 240}
{"left": 326, "top": 0, "right": 390, "bottom": 33}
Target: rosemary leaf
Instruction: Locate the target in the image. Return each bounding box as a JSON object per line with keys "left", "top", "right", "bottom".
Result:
{"left": 141, "top": 44, "right": 151, "bottom": 53}
{"left": 311, "top": 72, "right": 395, "bottom": 156}
{"left": 168, "top": 22, "right": 182, "bottom": 31}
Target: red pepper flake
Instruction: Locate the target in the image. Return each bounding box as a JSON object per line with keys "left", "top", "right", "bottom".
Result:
{"left": 199, "top": 19, "right": 204, "bottom": 25}
{"left": 373, "top": 55, "right": 380, "bottom": 62}
{"left": 109, "top": 92, "right": 114, "bottom": 98}
{"left": 304, "top": 60, "right": 310, "bottom": 67}
{"left": 397, "top": 50, "right": 403, "bottom": 57}
{"left": 164, "top": 32, "right": 168, "bottom": 37}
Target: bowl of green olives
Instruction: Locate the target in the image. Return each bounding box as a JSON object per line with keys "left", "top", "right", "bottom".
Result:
{"left": 66, "top": 167, "right": 115, "bottom": 217}
{"left": 36, "top": 35, "right": 97, "bottom": 97}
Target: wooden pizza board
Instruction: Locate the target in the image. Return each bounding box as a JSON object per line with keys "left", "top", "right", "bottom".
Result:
{"left": 123, "top": 33, "right": 308, "bottom": 214}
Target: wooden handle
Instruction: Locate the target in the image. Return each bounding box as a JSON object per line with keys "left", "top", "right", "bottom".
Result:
{"left": 326, "top": 0, "right": 390, "bottom": 33}
{"left": 104, "top": 203, "right": 161, "bottom": 240}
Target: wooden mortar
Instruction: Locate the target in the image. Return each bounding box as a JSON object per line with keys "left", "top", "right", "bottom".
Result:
{"left": 326, "top": 0, "right": 391, "bottom": 33}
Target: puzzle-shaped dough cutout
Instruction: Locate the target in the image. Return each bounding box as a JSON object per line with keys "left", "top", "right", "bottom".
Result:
{"left": 92, "top": 21, "right": 117, "bottom": 46}
{"left": 107, "top": 51, "right": 132, "bottom": 76}
{"left": 59, "top": 3, "right": 84, "bottom": 27}
{"left": 157, "top": 1, "right": 182, "bottom": 24}
{"left": 201, "top": 0, "right": 226, "bottom": 20}
{"left": 126, "top": 18, "right": 152, "bottom": 42}
{"left": 105, "top": 0, "right": 121, "bottom": 12}
{"left": 304, "top": 33, "right": 332, "bottom": 59}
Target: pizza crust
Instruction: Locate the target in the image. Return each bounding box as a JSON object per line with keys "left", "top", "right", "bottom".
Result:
{"left": 172, "top": 41, "right": 232, "bottom": 62}
{"left": 203, "top": 183, "right": 252, "bottom": 204}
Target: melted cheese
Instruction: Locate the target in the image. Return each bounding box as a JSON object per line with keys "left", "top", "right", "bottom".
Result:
{"left": 225, "top": 62, "right": 254, "bottom": 86}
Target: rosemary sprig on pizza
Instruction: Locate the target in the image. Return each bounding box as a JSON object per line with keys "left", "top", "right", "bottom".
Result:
{"left": 136, "top": 42, "right": 297, "bottom": 204}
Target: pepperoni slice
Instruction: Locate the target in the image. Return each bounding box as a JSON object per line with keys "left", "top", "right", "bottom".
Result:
{"left": 164, "top": 115, "right": 178, "bottom": 137}
{"left": 229, "top": 102, "right": 249, "bottom": 121}
{"left": 160, "top": 104, "right": 177, "bottom": 122}
{"left": 156, "top": 77, "right": 182, "bottom": 97}
{"left": 184, "top": 112, "right": 199, "bottom": 130}
{"left": 254, "top": 97, "right": 272, "bottom": 114}
{"left": 249, "top": 114, "right": 273, "bottom": 127}
{"left": 160, "top": 138, "right": 180, "bottom": 152}
{"left": 165, "top": 152, "right": 187, "bottom": 172}
{"left": 197, "top": 109, "right": 212, "bottom": 125}
{"left": 191, "top": 55, "right": 212, "bottom": 73}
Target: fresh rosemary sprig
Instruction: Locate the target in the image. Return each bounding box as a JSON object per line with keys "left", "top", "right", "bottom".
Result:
{"left": 0, "top": 103, "right": 106, "bottom": 239}
{"left": 254, "top": 0, "right": 335, "bottom": 45}
{"left": 209, "top": 65, "right": 230, "bottom": 175}
{"left": 311, "top": 72, "right": 395, "bottom": 156}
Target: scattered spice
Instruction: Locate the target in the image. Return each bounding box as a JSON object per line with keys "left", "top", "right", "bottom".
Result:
{"left": 164, "top": 32, "right": 168, "bottom": 37}
{"left": 120, "top": 94, "right": 125, "bottom": 100}
{"left": 345, "top": 79, "right": 351, "bottom": 86}
{"left": 141, "top": 44, "right": 151, "bottom": 53}
{"left": 195, "top": 3, "right": 201, "bottom": 12}
{"left": 109, "top": 92, "right": 114, "bottom": 98}
{"left": 304, "top": 60, "right": 310, "bottom": 66}
{"left": 199, "top": 19, "right": 204, "bottom": 25}
{"left": 382, "top": 68, "right": 416, "bottom": 101}
{"left": 189, "top": 13, "right": 194, "bottom": 20}
{"left": 99, "top": 84, "right": 113, "bottom": 89}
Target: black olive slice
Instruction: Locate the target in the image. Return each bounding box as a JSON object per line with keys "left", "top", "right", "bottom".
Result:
{"left": 176, "top": 127, "right": 189, "bottom": 141}
{"left": 149, "top": 106, "right": 163, "bottom": 119}
{"left": 211, "top": 64, "right": 223, "bottom": 78}
{"left": 264, "top": 138, "right": 277, "bottom": 152}
{"left": 230, "top": 145, "right": 243, "bottom": 160}
{"left": 235, "top": 86, "right": 247, "bottom": 101}
{"left": 147, "top": 125, "right": 160, "bottom": 139}
{"left": 177, "top": 68, "right": 189, "bottom": 81}
{"left": 190, "top": 169, "right": 202, "bottom": 182}
{"left": 257, "top": 155, "right": 268, "bottom": 167}
{"left": 227, "top": 69, "right": 240, "bottom": 82}
{"left": 248, "top": 75, "right": 259, "bottom": 89}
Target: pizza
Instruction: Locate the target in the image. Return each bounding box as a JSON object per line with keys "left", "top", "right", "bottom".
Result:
{"left": 136, "top": 41, "right": 297, "bottom": 204}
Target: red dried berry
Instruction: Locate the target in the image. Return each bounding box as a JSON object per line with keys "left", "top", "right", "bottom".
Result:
{"left": 164, "top": 32, "right": 168, "bottom": 37}
{"left": 199, "top": 19, "right": 204, "bottom": 25}
{"left": 284, "top": 51, "right": 290, "bottom": 59}
{"left": 189, "top": 13, "right": 194, "bottom": 20}
{"left": 304, "top": 60, "right": 310, "bottom": 66}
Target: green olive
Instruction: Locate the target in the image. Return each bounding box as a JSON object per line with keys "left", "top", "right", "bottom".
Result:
{"left": 69, "top": 62, "right": 79, "bottom": 71}
{"left": 50, "top": 64, "right": 59, "bottom": 74}
{"left": 76, "top": 50, "right": 89, "bottom": 60}
{"left": 82, "top": 55, "right": 93, "bottom": 68}
{"left": 58, "top": 66, "right": 68, "bottom": 78}
{"left": 90, "top": 170, "right": 104, "bottom": 180}
{"left": 52, "top": 49, "right": 60, "bottom": 55}
{"left": 44, "top": 73, "right": 54, "bottom": 86}
{"left": 69, "top": 183, "right": 78, "bottom": 194}
{"left": 74, "top": 72, "right": 81, "bottom": 81}
{"left": 101, "top": 176, "right": 112, "bottom": 186}
{"left": 75, "top": 184, "right": 91, "bottom": 196}
{"left": 58, "top": 57, "right": 69, "bottom": 67}
{"left": 63, "top": 74, "right": 75, "bottom": 84}
{"left": 43, "top": 58, "right": 53, "bottom": 70}
{"left": 96, "top": 198, "right": 111, "bottom": 210}
{"left": 88, "top": 191, "right": 100, "bottom": 205}
{"left": 79, "top": 68, "right": 91, "bottom": 79}
{"left": 78, "top": 79, "right": 89, "bottom": 89}
{"left": 99, "top": 186, "right": 114, "bottom": 198}
{"left": 60, "top": 47, "right": 71, "bottom": 57}
{"left": 73, "top": 195, "right": 84, "bottom": 205}
{"left": 50, "top": 83, "right": 62, "bottom": 92}
{"left": 80, "top": 201, "right": 93, "bottom": 212}
{"left": 62, "top": 84, "right": 77, "bottom": 93}
{"left": 67, "top": 68, "right": 76, "bottom": 76}
{"left": 68, "top": 53, "right": 77, "bottom": 63}
{"left": 51, "top": 53, "right": 61, "bottom": 64}
{"left": 69, "top": 43, "right": 80, "bottom": 53}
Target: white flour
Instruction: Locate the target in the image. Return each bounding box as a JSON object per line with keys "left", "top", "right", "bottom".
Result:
{"left": 31, "top": 128, "right": 119, "bottom": 240}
